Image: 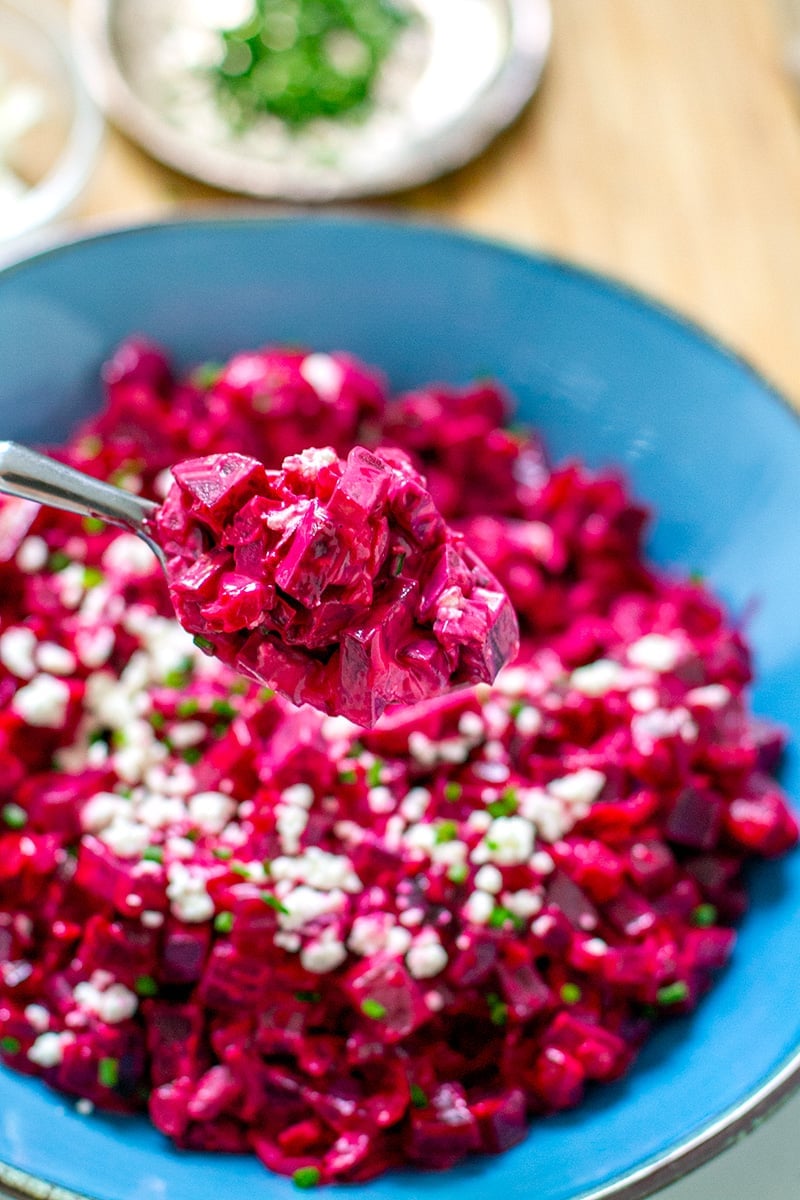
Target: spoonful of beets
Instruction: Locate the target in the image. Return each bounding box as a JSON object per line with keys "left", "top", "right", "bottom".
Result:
{"left": 0, "top": 440, "right": 519, "bottom": 726}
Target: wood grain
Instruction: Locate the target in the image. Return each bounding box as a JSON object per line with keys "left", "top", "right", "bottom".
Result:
{"left": 74, "top": 0, "right": 800, "bottom": 405}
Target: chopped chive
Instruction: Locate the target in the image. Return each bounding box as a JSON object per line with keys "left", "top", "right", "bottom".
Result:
{"left": 347, "top": 740, "right": 365, "bottom": 759}
{"left": 261, "top": 892, "right": 289, "bottom": 915}
{"left": 0, "top": 1036, "right": 20, "bottom": 1054}
{"left": 447, "top": 863, "right": 469, "bottom": 885}
{"left": 185, "top": 829, "right": 201, "bottom": 843}
{"left": 111, "top": 730, "right": 127, "bottom": 749}
{"left": 213, "top": 723, "right": 229, "bottom": 738}
{"left": 657, "top": 981, "right": 689, "bottom": 1006}
{"left": 434, "top": 819, "right": 458, "bottom": 844}
{"left": 257, "top": 687, "right": 275, "bottom": 703}
{"left": 192, "top": 635, "right": 214, "bottom": 653}
{"left": 361, "top": 998, "right": 387, "bottom": 1020}
{"left": 176, "top": 698, "right": 200, "bottom": 718}
{"left": 212, "top": 846, "right": 233, "bottom": 861}
{"left": 48, "top": 551, "right": 70, "bottom": 573}
{"left": 292, "top": 1166, "right": 321, "bottom": 1190}
{"left": 164, "top": 670, "right": 189, "bottom": 689}
{"left": 214, "top": 911, "right": 234, "bottom": 933}
{"left": 192, "top": 362, "right": 224, "bottom": 390}
{"left": 487, "top": 992, "right": 508, "bottom": 1026}
{"left": 391, "top": 551, "right": 406, "bottom": 576}
{"left": 366, "top": 759, "right": 384, "bottom": 788}
{"left": 134, "top": 975, "right": 159, "bottom": 997}
{"left": 82, "top": 517, "right": 106, "bottom": 534}
{"left": 211, "top": 699, "right": 236, "bottom": 719}
{"left": 508, "top": 699, "right": 526, "bottom": 719}
{"left": 98, "top": 1057, "right": 119, "bottom": 1088}
{"left": 229, "top": 862, "right": 251, "bottom": 877}
{"left": 338, "top": 766, "right": 357, "bottom": 785}
{"left": 182, "top": 747, "right": 202, "bottom": 765}
{"left": 148, "top": 711, "right": 166, "bottom": 730}
{"left": 410, "top": 1083, "right": 428, "bottom": 1108}
{"left": 486, "top": 840, "right": 500, "bottom": 853}
{"left": 443, "top": 782, "right": 462, "bottom": 803}
{"left": 142, "top": 846, "right": 164, "bottom": 864}
{"left": 88, "top": 730, "right": 107, "bottom": 746}
{"left": 83, "top": 566, "right": 104, "bottom": 589}
{"left": 295, "top": 990, "right": 321, "bottom": 1003}
{"left": 560, "top": 983, "right": 582, "bottom": 1004}
{"left": 691, "top": 903, "right": 718, "bottom": 928}
{"left": 1, "top": 803, "right": 27, "bottom": 830}
{"left": 488, "top": 905, "right": 523, "bottom": 931}
{"left": 487, "top": 788, "right": 518, "bottom": 818}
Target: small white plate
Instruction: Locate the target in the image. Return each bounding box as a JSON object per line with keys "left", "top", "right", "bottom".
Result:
{"left": 71, "top": 0, "right": 551, "bottom": 201}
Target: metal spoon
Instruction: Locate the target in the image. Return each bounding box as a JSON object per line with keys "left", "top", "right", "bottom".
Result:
{"left": 0, "top": 440, "right": 164, "bottom": 564}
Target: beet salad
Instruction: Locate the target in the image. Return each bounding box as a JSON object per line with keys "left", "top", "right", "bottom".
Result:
{"left": 0, "top": 338, "right": 795, "bottom": 1187}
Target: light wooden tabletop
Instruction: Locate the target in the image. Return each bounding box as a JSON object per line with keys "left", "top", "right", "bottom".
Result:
{"left": 74, "top": 0, "right": 800, "bottom": 406}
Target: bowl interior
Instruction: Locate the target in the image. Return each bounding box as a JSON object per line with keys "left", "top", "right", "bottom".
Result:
{"left": 0, "top": 216, "right": 798, "bottom": 1200}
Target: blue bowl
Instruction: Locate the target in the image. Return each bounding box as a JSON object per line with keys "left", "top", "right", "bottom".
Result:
{"left": 0, "top": 216, "right": 798, "bottom": 1200}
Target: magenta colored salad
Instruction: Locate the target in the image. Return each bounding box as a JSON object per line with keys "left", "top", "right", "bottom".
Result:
{"left": 155, "top": 446, "right": 518, "bottom": 726}
{"left": 0, "top": 338, "right": 796, "bottom": 1188}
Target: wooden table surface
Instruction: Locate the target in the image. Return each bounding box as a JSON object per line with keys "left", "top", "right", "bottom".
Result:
{"left": 74, "top": 0, "right": 800, "bottom": 406}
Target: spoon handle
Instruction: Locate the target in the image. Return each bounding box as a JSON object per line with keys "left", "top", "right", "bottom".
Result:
{"left": 0, "top": 440, "right": 160, "bottom": 543}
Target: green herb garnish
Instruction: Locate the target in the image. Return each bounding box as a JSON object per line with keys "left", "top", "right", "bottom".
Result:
{"left": 443, "top": 781, "right": 462, "bottom": 803}
{"left": 0, "top": 1036, "right": 20, "bottom": 1054}
{"left": 192, "top": 635, "right": 214, "bottom": 654}
{"left": 690, "top": 903, "right": 718, "bottom": 928}
{"left": 410, "top": 1084, "right": 428, "bottom": 1108}
{"left": 361, "top": 998, "right": 387, "bottom": 1020}
{"left": 261, "top": 892, "right": 290, "bottom": 915}
{"left": 657, "top": 981, "right": 689, "bottom": 1006}
{"left": 292, "top": 1166, "right": 321, "bottom": 1190}
{"left": 98, "top": 1057, "right": 119, "bottom": 1088}
{"left": 134, "top": 975, "right": 159, "bottom": 997}
{"left": 560, "top": 983, "right": 582, "bottom": 1005}
{"left": 1, "top": 803, "right": 27, "bottom": 830}
{"left": 214, "top": 911, "right": 234, "bottom": 933}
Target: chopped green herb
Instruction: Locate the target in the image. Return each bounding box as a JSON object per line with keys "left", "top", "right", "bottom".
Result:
{"left": 82, "top": 566, "right": 104, "bottom": 589}
{"left": 1, "top": 803, "right": 27, "bottom": 830}
{"left": 176, "top": 698, "right": 200, "bottom": 718}
{"left": 214, "top": 0, "right": 410, "bottom": 131}
{"left": 213, "top": 722, "right": 229, "bottom": 738}
{"left": 657, "top": 981, "right": 689, "bottom": 1006}
{"left": 361, "top": 998, "right": 387, "bottom": 1020}
{"left": 192, "top": 361, "right": 224, "bottom": 390}
{"left": 391, "top": 551, "right": 406, "bottom": 576}
{"left": 0, "top": 1036, "right": 20, "bottom": 1054}
{"left": 447, "top": 863, "right": 469, "bottom": 885}
{"left": 142, "top": 846, "right": 164, "bottom": 864}
{"left": 487, "top": 787, "right": 518, "bottom": 818}
{"left": 347, "top": 740, "right": 365, "bottom": 758}
{"left": 257, "top": 687, "right": 275, "bottom": 703}
{"left": 560, "top": 983, "right": 582, "bottom": 1005}
{"left": 690, "top": 903, "right": 718, "bottom": 928}
{"left": 82, "top": 517, "right": 106, "bottom": 534}
{"left": 98, "top": 1057, "right": 119, "bottom": 1088}
{"left": 366, "top": 759, "right": 384, "bottom": 788}
{"left": 488, "top": 905, "right": 523, "bottom": 932}
{"left": 211, "top": 699, "right": 236, "bottom": 719}
{"left": 487, "top": 993, "right": 508, "bottom": 1026}
{"left": 434, "top": 819, "right": 458, "bottom": 844}
{"left": 443, "top": 781, "right": 462, "bottom": 803}
{"left": 486, "top": 840, "right": 500, "bottom": 853}
{"left": 212, "top": 846, "right": 234, "bottom": 861}
{"left": 147, "top": 711, "right": 166, "bottom": 730}
{"left": 214, "top": 911, "right": 234, "bottom": 933}
{"left": 292, "top": 1166, "right": 321, "bottom": 1190}
{"left": 164, "top": 670, "right": 189, "bottom": 689}
{"left": 410, "top": 1084, "right": 428, "bottom": 1108}
{"left": 134, "top": 975, "right": 159, "bottom": 997}
{"left": 77, "top": 435, "right": 102, "bottom": 458}
{"left": 192, "top": 635, "right": 215, "bottom": 654}
{"left": 508, "top": 699, "right": 526, "bottom": 719}
{"left": 48, "top": 550, "right": 71, "bottom": 573}
{"left": 182, "top": 747, "right": 202, "bottom": 766}
{"left": 230, "top": 862, "right": 251, "bottom": 877}
{"left": 261, "top": 892, "right": 289, "bottom": 915}
{"left": 295, "top": 990, "right": 321, "bottom": 1003}
{"left": 88, "top": 730, "right": 107, "bottom": 746}
{"left": 338, "top": 766, "right": 358, "bottom": 785}
{"left": 111, "top": 729, "right": 127, "bottom": 749}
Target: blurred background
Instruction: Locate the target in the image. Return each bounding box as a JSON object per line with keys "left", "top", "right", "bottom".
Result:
{"left": 2, "top": 1, "right": 800, "bottom": 1197}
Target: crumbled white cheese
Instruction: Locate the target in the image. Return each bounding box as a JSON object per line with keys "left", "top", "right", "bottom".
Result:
{"left": 502, "top": 888, "right": 543, "bottom": 919}
{"left": 474, "top": 865, "right": 503, "bottom": 894}
{"left": 686, "top": 684, "right": 731, "bottom": 709}
{"left": 480, "top": 816, "right": 534, "bottom": 866}
{"left": 301, "top": 930, "right": 348, "bottom": 974}
{"left": 81, "top": 792, "right": 132, "bottom": 834}
{"left": 281, "top": 783, "right": 315, "bottom": 809}
{"left": 166, "top": 864, "right": 214, "bottom": 923}
{"left": 36, "top": 642, "right": 77, "bottom": 676}
{"left": 276, "top": 804, "right": 309, "bottom": 854}
{"left": 548, "top": 768, "right": 606, "bottom": 807}
{"left": 16, "top": 536, "right": 48, "bottom": 573}
{"left": 406, "top": 938, "right": 448, "bottom": 979}
{"left": 278, "top": 885, "right": 345, "bottom": 932}
{"left": 367, "top": 786, "right": 395, "bottom": 814}
{"left": 400, "top": 787, "right": 430, "bottom": 822}
{"left": 188, "top": 791, "right": 236, "bottom": 834}
{"left": 570, "top": 659, "right": 625, "bottom": 697}
{"left": 0, "top": 626, "right": 37, "bottom": 679}
{"left": 627, "top": 633, "right": 681, "bottom": 672}
{"left": 12, "top": 674, "right": 70, "bottom": 727}
{"left": 102, "top": 534, "right": 157, "bottom": 578}
{"left": 98, "top": 818, "right": 152, "bottom": 859}
{"left": 24, "top": 1004, "right": 50, "bottom": 1033}
{"left": 463, "top": 889, "right": 495, "bottom": 925}
{"left": 300, "top": 354, "right": 343, "bottom": 402}
{"left": 27, "top": 1032, "right": 67, "bottom": 1068}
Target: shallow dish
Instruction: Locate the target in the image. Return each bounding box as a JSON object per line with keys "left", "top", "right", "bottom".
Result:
{"left": 71, "top": 0, "right": 551, "bottom": 201}
{"left": 0, "top": 215, "right": 798, "bottom": 1200}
